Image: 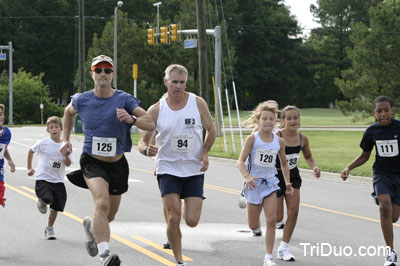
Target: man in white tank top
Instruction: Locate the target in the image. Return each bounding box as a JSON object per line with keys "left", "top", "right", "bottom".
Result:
{"left": 139, "top": 64, "right": 216, "bottom": 266}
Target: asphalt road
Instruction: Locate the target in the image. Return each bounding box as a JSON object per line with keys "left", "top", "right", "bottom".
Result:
{"left": 1, "top": 126, "right": 398, "bottom": 266}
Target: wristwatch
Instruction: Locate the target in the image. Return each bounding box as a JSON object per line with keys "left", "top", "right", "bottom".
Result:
{"left": 131, "top": 115, "right": 137, "bottom": 125}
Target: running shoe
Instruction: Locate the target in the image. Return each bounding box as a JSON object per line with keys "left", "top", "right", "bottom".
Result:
{"left": 45, "top": 226, "right": 56, "bottom": 240}
{"left": 163, "top": 240, "right": 171, "bottom": 249}
{"left": 277, "top": 246, "right": 295, "bottom": 261}
{"left": 253, "top": 227, "right": 262, "bottom": 236}
{"left": 275, "top": 223, "right": 285, "bottom": 229}
{"left": 83, "top": 216, "right": 98, "bottom": 257}
{"left": 37, "top": 198, "right": 47, "bottom": 214}
{"left": 100, "top": 250, "right": 121, "bottom": 266}
{"left": 263, "top": 258, "right": 277, "bottom": 266}
{"left": 176, "top": 262, "right": 187, "bottom": 266}
{"left": 238, "top": 191, "right": 247, "bottom": 209}
{"left": 384, "top": 249, "right": 397, "bottom": 266}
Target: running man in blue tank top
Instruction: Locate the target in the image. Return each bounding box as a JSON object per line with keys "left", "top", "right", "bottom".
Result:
{"left": 238, "top": 102, "right": 293, "bottom": 266}
{"left": 0, "top": 104, "right": 15, "bottom": 207}
{"left": 61, "top": 55, "right": 155, "bottom": 266}
{"left": 341, "top": 96, "right": 399, "bottom": 266}
{"left": 138, "top": 64, "right": 216, "bottom": 266}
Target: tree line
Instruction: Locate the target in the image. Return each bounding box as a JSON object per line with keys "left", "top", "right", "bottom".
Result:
{"left": 0, "top": 0, "right": 398, "bottom": 124}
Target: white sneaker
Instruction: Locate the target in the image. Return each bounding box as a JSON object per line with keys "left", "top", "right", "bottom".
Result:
{"left": 253, "top": 226, "right": 262, "bottom": 236}
{"left": 277, "top": 246, "right": 295, "bottom": 261}
{"left": 384, "top": 249, "right": 398, "bottom": 266}
{"left": 176, "top": 262, "right": 187, "bottom": 266}
{"left": 45, "top": 226, "right": 56, "bottom": 240}
{"left": 83, "top": 216, "right": 98, "bottom": 257}
{"left": 263, "top": 258, "right": 277, "bottom": 266}
{"left": 100, "top": 250, "right": 121, "bottom": 266}
{"left": 37, "top": 198, "right": 47, "bottom": 214}
{"left": 238, "top": 192, "right": 247, "bottom": 208}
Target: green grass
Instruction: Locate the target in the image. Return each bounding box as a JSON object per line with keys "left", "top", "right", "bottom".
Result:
{"left": 220, "top": 108, "right": 375, "bottom": 127}
{"left": 131, "top": 129, "right": 374, "bottom": 177}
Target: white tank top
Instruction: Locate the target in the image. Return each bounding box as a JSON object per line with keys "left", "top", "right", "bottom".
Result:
{"left": 156, "top": 93, "right": 203, "bottom": 177}
{"left": 245, "top": 131, "right": 280, "bottom": 179}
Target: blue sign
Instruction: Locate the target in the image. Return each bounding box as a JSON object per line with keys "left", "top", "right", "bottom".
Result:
{"left": 0, "top": 53, "right": 6, "bottom": 60}
{"left": 184, "top": 39, "right": 198, "bottom": 49}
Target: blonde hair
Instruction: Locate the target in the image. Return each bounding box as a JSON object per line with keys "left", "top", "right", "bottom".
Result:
{"left": 0, "top": 104, "right": 5, "bottom": 113}
{"left": 280, "top": 105, "right": 300, "bottom": 128}
{"left": 46, "top": 116, "right": 62, "bottom": 129}
{"left": 242, "top": 101, "right": 280, "bottom": 127}
{"left": 164, "top": 64, "right": 188, "bottom": 81}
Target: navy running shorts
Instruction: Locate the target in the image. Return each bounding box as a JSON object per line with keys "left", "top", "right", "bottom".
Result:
{"left": 373, "top": 172, "right": 400, "bottom": 205}
{"left": 157, "top": 173, "right": 205, "bottom": 199}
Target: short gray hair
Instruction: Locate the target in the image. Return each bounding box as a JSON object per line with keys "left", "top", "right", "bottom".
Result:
{"left": 164, "top": 64, "right": 188, "bottom": 81}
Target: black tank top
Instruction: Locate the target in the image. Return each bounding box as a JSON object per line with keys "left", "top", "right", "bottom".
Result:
{"left": 275, "top": 131, "right": 302, "bottom": 172}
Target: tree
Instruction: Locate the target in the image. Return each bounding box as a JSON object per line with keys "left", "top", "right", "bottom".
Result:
{"left": 336, "top": 0, "right": 400, "bottom": 113}
{"left": 0, "top": 69, "right": 63, "bottom": 124}
{"left": 305, "top": 0, "right": 383, "bottom": 107}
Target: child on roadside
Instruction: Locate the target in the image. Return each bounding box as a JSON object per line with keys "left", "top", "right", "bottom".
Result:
{"left": 0, "top": 104, "right": 16, "bottom": 207}
{"left": 341, "top": 96, "right": 399, "bottom": 266}
{"left": 237, "top": 102, "right": 293, "bottom": 266}
{"left": 274, "top": 105, "right": 320, "bottom": 262}
{"left": 27, "top": 116, "right": 74, "bottom": 239}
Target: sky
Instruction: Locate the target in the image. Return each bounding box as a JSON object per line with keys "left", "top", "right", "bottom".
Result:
{"left": 285, "top": 0, "right": 319, "bottom": 31}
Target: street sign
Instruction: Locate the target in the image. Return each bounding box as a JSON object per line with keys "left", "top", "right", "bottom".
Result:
{"left": 0, "top": 53, "right": 6, "bottom": 60}
{"left": 184, "top": 39, "right": 198, "bottom": 49}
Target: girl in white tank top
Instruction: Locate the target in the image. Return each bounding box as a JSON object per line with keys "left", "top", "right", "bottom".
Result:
{"left": 237, "top": 103, "right": 293, "bottom": 266}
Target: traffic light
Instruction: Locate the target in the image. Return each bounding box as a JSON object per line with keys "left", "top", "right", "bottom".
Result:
{"left": 160, "top": 26, "right": 168, "bottom": 44}
{"left": 147, "top": 28, "right": 155, "bottom": 45}
{"left": 170, "top": 24, "right": 178, "bottom": 42}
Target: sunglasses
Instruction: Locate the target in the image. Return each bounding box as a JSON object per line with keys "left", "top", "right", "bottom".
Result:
{"left": 94, "top": 68, "right": 113, "bottom": 74}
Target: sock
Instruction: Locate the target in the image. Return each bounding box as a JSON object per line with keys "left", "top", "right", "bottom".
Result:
{"left": 98, "top": 242, "right": 110, "bottom": 257}
{"left": 280, "top": 241, "right": 289, "bottom": 249}
{"left": 265, "top": 253, "right": 273, "bottom": 260}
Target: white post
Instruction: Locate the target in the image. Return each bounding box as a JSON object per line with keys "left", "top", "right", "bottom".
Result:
{"left": 8, "top": 42, "right": 13, "bottom": 125}
{"left": 225, "top": 88, "right": 236, "bottom": 153}
{"left": 232, "top": 81, "right": 243, "bottom": 147}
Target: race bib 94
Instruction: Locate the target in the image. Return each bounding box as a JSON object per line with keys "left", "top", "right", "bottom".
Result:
{"left": 170, "top": 135, "right": 194, "bottom": 152}
{"left": 254, "top": 149, "right": 277, "bottom": 168}
{"left": 376, "top": 139, "right": 398, "bottom": 157}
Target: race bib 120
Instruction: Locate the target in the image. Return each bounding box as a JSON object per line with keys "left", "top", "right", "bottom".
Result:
{"left": 254, "top": 149, "right": 277, "bottom": 168}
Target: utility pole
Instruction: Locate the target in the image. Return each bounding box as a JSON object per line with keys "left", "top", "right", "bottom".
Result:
{"left": 196, "top": 0, "right": 209, "bottom": 104}
{"left": 78, "top": 0, "right": 85, "bottom": 92}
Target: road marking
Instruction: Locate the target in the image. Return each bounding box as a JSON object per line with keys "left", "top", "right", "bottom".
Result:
{"left": 6, "top": 184, "right": 189, "bottom": 265}
{"left": 131, "top": 235, "right": 193, "bottom": 261}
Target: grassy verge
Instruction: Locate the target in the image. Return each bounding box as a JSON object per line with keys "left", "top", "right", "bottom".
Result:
{"left": 131, "top": 129, "right": 374, "bottom": 177}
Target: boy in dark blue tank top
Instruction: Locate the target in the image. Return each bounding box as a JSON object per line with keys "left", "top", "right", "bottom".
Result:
{"left": 341, "top": 96, "right": 399, "bottom": 266}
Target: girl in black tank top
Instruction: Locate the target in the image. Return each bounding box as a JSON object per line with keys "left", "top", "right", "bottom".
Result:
{"left": 274, "top": 106, "right": 321, "bottom": 262}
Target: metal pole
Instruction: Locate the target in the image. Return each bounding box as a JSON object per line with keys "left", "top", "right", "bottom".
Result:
{"left": 8, "top": 42, "right": 13, "bottom": 125}
{"left": 153, "top": 2, "right": 162, "bottom": 45}
{"left": 214, "top": 26, "right": 222, "bottom": 136}
{"left": 78, "top": 0, "right": 85, "bottom": 92}
{"left": 113, "top": 6, "right": 118, "bottom": 89}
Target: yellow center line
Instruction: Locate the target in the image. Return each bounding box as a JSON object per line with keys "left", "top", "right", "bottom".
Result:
{"left": 6, "top": 184, "right": 182, "bottom": 265}
{"left": 131, "top": 235, "right": 193, "bottom": 261}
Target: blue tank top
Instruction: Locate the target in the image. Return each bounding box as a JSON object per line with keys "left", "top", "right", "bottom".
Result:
{"left": 71, "top": 89, "right": 141, "bottom": 155}
{"left": 245, "top": 131, "right": 280, "bottom": 179}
